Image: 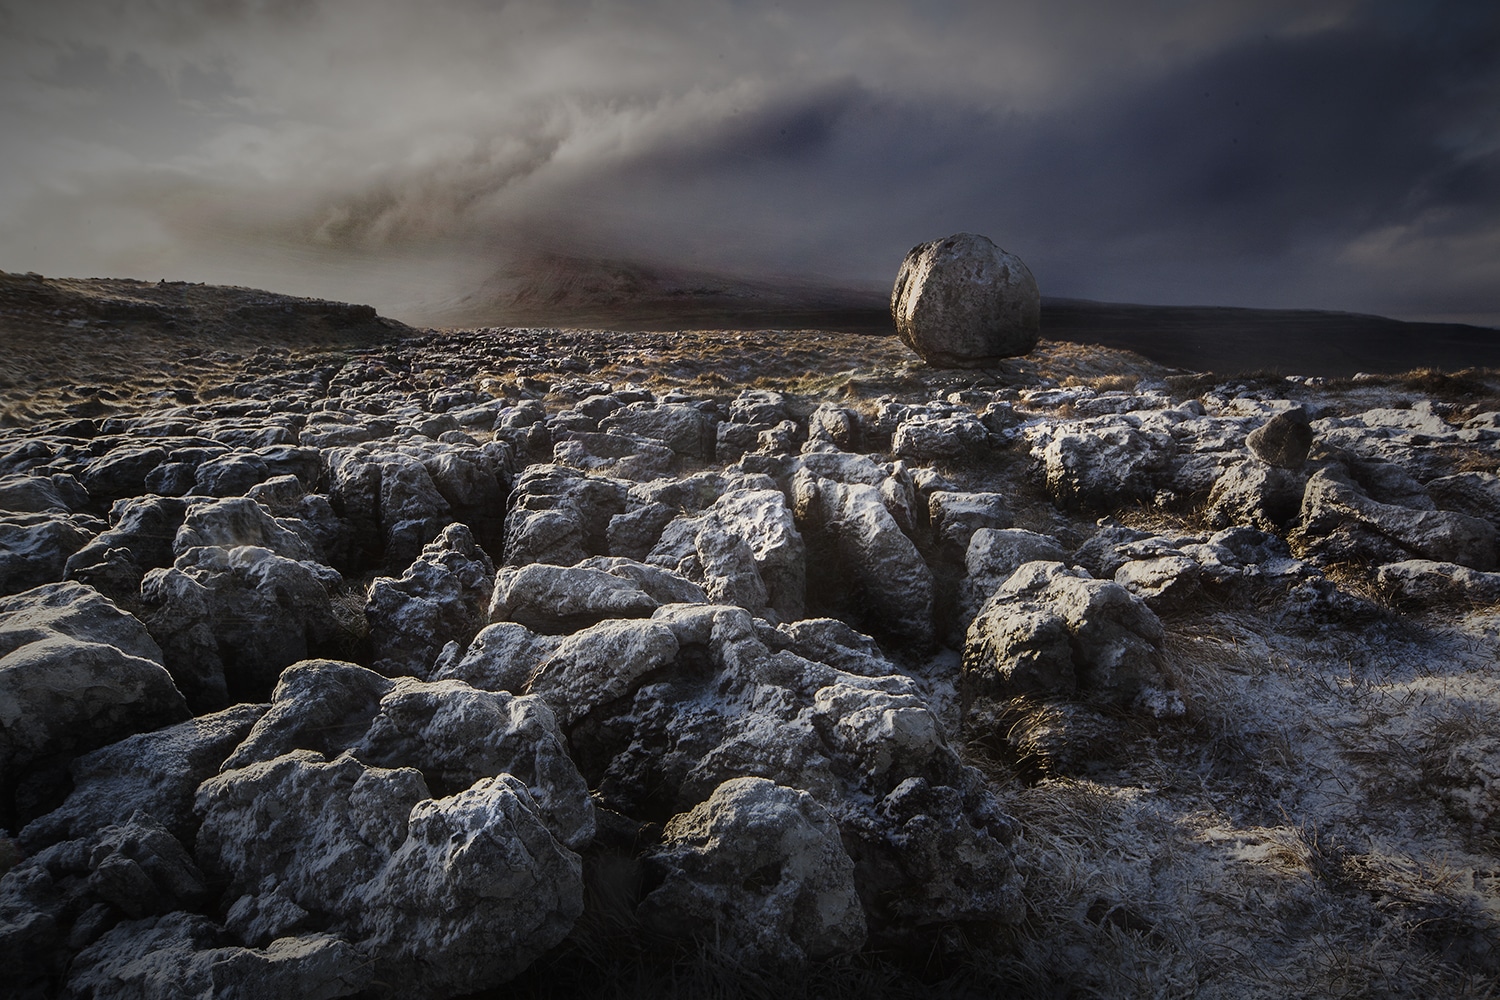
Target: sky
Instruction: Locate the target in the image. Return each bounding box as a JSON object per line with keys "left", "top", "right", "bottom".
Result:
{"left": 1, "top": 0, "right": 1497, "bottom": 326}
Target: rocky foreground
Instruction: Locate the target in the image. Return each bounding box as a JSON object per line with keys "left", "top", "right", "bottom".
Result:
{"left": 2, "top": 292, "right": 1499, "bottom": 997}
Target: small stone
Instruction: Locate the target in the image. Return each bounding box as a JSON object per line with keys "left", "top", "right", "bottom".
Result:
{"left": 1246, "top": 407, "right": 1313, "bottom": 468}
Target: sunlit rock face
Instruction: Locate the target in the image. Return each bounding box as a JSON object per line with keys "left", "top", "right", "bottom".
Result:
{"left": 890, "top": 233, "right": 1040, "bottom": 368}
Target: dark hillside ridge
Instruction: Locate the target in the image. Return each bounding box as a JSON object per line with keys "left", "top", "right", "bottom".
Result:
{"left": 1039, "top": 298, "right": 1500, "bottom": 377}
{"left": 483, "top": 298, "right": 1500, "bottom": 377}
{"left": 0, "top": 270, "right": 411, "bottom": 344}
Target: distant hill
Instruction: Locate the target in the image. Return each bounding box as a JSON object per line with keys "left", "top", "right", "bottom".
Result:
{"left": 1038, "top": 298, "right": 1500, "bottom": 378}
{"left": 428, "top": 252, "right": 888, "bottom": 332}
{"left": 0, "top": 270, "right": 411, "bottom": 394}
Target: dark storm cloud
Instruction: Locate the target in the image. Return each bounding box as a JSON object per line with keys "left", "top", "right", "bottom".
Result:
{"left": 0, "top": 0, "right": 1495, "bottom": 324}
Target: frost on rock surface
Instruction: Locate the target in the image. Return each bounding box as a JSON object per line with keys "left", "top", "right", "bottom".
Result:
{"left": 195, "top": 750, "right": 582, "bottom": 997}
{"left": 638, "top": 777, "right": 866, "bottom": 966}
{"left": 140, "top": 543, "right": 342, "bottom": 710}
{"left": 521, "top": 603, "right": 1024, "bottom": 946}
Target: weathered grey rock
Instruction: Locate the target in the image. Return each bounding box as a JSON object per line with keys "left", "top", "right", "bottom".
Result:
{"left": 190, "top": 451, "right": 273, "bottom": 497}
{"left": 630, "top": 469, "right": 748, "bottom": 513}
{"left": 432, "top": 622, "right": 561, "bottom": 693}
{"left": 1346, "top": 454, "right": 1434, "bottom": 509}
{"left": 714, "top": 420, "right": 765, "bottom": 463}
{"left": 1027, "top": 416, "right": 1174, "bottom": 511}
{"left": 766, "top": 618, "right": 902, "bottom": 679}
{"left": 570, "top": 603, "right": 1023, "bottom": 932}
{"left": 490, "top": 561, "right": 698, "bottom": 633}
{"left": 246, "top": 475, "right": 351, "bottom": 568}
{"left": 959, "top": 528, "right": 1070, "bottom": 631}
{"left": 600, "top": 402, "right": 716, "bottom": 461}
{"left": 0, "top": 512, "right": 102, "bottom": 596}
{"left": 1071, "top": 523, "right": 1169, "bottom": 579}
{"left": 81, "top": 446, "right": 168, "bottom": 504}
{"left": 64, "top": 912, "right": 372, "bottom": 1000}
{"left": 0, "top": 472, "right": 90, "bottom": 514}
{"left": 2, "top": 812, "right": 211, "bottom": 990}
{"left": 553, "top": 430, "right": 677, "bottom": 480}
{"left": 417, "top": 443, "right": 509, "bottom": 557}
{"left": 783, "top": 452, "right": 920, "bottom": 533}
{"left": 892, "top": 412, "right": 990, "bottom": 461}
{"left": 220, "top": 660, "right": 394, "bottom": 771}
{"left": 1114, "top": 554, "right": 1202, "bottom": 610}
{"left": 728, "top": 390, "right": 789, "bottom": 426}
{"left": 141, "top": 546, "right": 342, "bottom": 708}
{"left": 0, "top": 583, "right": 187, "bottom": 821}
{"left": 807, "top": 403, "right": 856, "bottom": 450}
{"left": 754, "top": 418, "right": 804, "bottom": 456}
{"left": 355, "top": 773, "right": 583, "bottom": 996}
{"left": 64, "top": 496, "right": 193, "bottom": 607}
{"left": 143, "top": 461, "right": 198, "bottom": 497}
{"left": 890, "top": 233, "right": 1040, "bottom": 367}
{"left": 366, "top": 523, "right": 496, "bottom": 678}
{"left": 196, "top": 750, "right": 582, "bottom": 997}
{"left": 1245, "top": 406, "right": 1313, "bottom": 468}
{"left": 1291, "top": 466, "right": 1499, "bottom": 569}
{"left": 1204, "top": 459, "right": 1307, "bottom": 531}
{"left": 927, "top": 491, "right": 1013, "bottom": 551}
{"left": 577, "top": 556, "right": 710, "bottom": 605}
{"left": 963, "top": 561, "right": 1172, "bottom": 712}
{"left": 503, "top": 464, "right": 629, "bottom": 568}
{"left": 355, "top": 677, "right": 595, "bottom": 847}
{"left": 1186, "top": 526, "right": 1311, "bottom": 592}
{"left": 173, "top": 496, "right": 317, "bottom": 562}
{"left": 575, "top": 393, "right": 626, "bottom": 423}
{"left": 647, "top": 488, "right": 805, "bottom": 621}
{"left": 324, "top": 446, "right": 454, "bottom": 571}
{"left": 605, "top": 500, "right": 678, "bottom": 560}
{"left": 300, "top": 413, "right": 377, "bottom": 449}
{"left": 638, "top": 777, "right": 865, "bottom": 965}
{"left": 791, "top": 471, "right": 933, "bottom": 646}
{"left": 75, "top": 810, "right": 209, "bottom": 918}
{"left": 1428, "top": 472, "right": 1500, "bottom": 526}
{"left": 21, "top": 703, "right": 266, "bottom": 849}
{"left": 1375, "top": 559, "right": 1500, "bottom": 606}
{"left": 521, "top": 617, "right": 681, "bottom": 727}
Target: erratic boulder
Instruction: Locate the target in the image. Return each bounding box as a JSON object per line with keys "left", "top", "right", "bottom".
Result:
{"left": 890, "top": 233, "right": 1040, "bottom": 367}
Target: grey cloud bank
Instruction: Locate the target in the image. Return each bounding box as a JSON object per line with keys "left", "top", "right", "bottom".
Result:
{"left": 1, "top": 0, "right": 1496, "bottom": 327}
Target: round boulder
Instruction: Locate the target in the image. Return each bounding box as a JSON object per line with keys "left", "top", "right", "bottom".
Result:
{"left": 890, "top": 233, "right": 1040, "bottom": 367}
